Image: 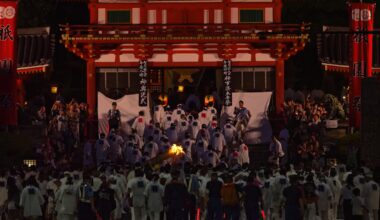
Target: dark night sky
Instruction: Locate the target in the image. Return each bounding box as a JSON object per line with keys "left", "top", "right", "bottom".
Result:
{"left": 16, "top": 0, "right": 380, "bottom": 101}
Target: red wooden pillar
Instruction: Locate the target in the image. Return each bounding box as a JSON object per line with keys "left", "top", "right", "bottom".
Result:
{"left": 86, "top": 59, "right": 96, "bottom": 119}
{"left": 274, "top": 0, "right": 283, "bottom": 23}
{"left": 16, "top": 78, "right": 25, "bottom": 107}
{"left": 275, "top": 59, "right": 285, "bottom": 114}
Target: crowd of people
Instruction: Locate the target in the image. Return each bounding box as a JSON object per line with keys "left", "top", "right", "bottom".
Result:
{"left": 278, "top": 95, "right": 330, "bottom": 169}
{"left": 0, "top": 91, "right": 378, "bottom": 220}
{"left": 33, "top": 100, "right": 89, "bottom": 168}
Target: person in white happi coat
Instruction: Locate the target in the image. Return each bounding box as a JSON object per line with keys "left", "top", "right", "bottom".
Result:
{"left": 207, "top": 104, "right": 218, "bottom": 120}
{"left": 166, "top": 123, "right": 179, "bottom": 144}
{"left": 269, "top": 136, "right": 285, "bottom": 167}
{"left": 127, "top": 169, "right": 148, "bottom": 220}
{"left": 131, "top": 147, "right": 143, "bottom": 165}
{"left": 177, "top": 115, "right": 189, "bottom": 141}
{"left": 189, "top": 119, "right": 201, "bottom": 140}
{"left": 187, "top": 114, "right": 195, "bottom": 124}
{"left": 162, "top": 113, "right": 173, "bottom": 130}
{"left": 223, "top": 119, "right": 237, "bottom": 146}
{"left": 363, "top": 174, "right": 380, "bottom": 220}
{"left": 56, "top": 177, "right": 77, "bottom": 220}
{"left": 198, "top": 107, "right": 211, "bottom": 126}
{"left": 202, "top": 146, "right": 219, "bottom": 167}
{"left": 261, "top": 170, "right": 274, "bottom": 220}
{"left": 182, "top": 133, "right": 195, "bottom": 162}
{"left": 152, "top": 125, "right": 162, "bottom": 144}
{"left": 354, "top": 171, "right": 366, "bottom": 195}
{"left": 96, "top": 133, "right": 110, "bottom": 166}
{"left": 132, "top": 111, "right": 147, "bottom": 138}
{"left": 153, "top": 103, "right": 165, "bottom": 125}
{"left": 144, "top": 136, "right": 159, "bottom": 159}
{"left": 124, "top": 142, "right": 135, "bottom": 164}
{"left": 238, "top": 141, "right": 250, "bottom": 164}
{"left": 316, "top": 179, "right": 333, "bottom": 220}
{"left": 195, "top": 138, "right": 208, "bottom": 163}
{"left": 109, "top": 177, "right": 123, "bottom": 220}
{"left": 196, "top": 125, "right": 211, "bottom": 144}
{"left": 108, "top": 131, "right": 124, "bottom": 162}
{"left": 210, "top": 128, "right": 226, "bottom": 157}
{"left": 145, "top": 174, "right": 164, "bottom": 220}
{"left": 172, "top": 104, "right": 186, "bottom": 122}
{"left": 327, "top": 168, "right": 342, "bottom": 220}
{"left": 19, "top": 177, "right": 45, "bottom": 219}
{"left": 128, "top": 131, "right": 144, "bottom": 150}
{"left": 143, "top": 121, "right": 155, "bottom": 143}
{"left": 208, "top": 117, "right": 218, "bottom": 135}
{"left": 271, "top": 174, "right": 288, "bottom": 220}
{"left": 159, "top": 137, "right": 171, "bottom": 153}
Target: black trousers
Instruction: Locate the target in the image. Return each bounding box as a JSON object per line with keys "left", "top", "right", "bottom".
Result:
{"left": 343, "top": 199, "right": 353, "bottom": 220}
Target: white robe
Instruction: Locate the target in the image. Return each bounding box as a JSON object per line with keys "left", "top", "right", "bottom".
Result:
{"left": 132, "top": 116, "right": 147, "bottom": 138}
{"left": 211, "top": 132, "right": 226, "bottom": 156}
{"left": 19, "top": 186, "right": 45, "bottom": 217}
{"left": 56, "top": 184, "right": 77, "bottom": 216}
{"left": 153, "top": 105, "right": 165, "bottom": 125}
{"left": 145, "top": 182, "right": 164, "bottom": 212}
{"left": 239, "top": 144, "right": 250, "bottom": 164}
{"left": 223, "top": 123, "right": 237, "bottom": 145}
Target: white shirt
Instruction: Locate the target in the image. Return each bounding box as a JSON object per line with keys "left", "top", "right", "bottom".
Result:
{"left": 363, "top": 180, "right": 380, "bottom": 210}
{"left": 132, "top": 116, "right": 147, "bottom": 138}
{"left": 145, "top": 181, "right": 164, "bottom": 212}
{"left": 269, "top": 138, "right": 285, "bottom": 157}
{"left": 127, "top": 177, "right": 148, "bottom": 208}
{"left": 316, "top": 182, "right": 333, "bottom": 211}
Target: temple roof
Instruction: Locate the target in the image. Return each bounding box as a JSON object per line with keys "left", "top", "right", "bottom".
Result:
{"left": 317, "top": 26, "right": 380, "bottom": 74}
{"left": 17, "top": 27, "right": 55, "bottom": 75}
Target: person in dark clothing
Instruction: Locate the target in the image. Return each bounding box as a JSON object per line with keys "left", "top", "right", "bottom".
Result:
{"left": 164, "top": 170, "right": 188, "bottom": 220}
{"left": 243, "top": 173, "right": 262, "bottom": 220}
{"left": 206, "top": 172, "right": 223, "bottom": 220}
{"left": 221, "top": 175, "right": 240, "bottom": 220}
{"left": 77, "top": 175, "right": 96, "bottom": 220}
{"left": 341, "top": 174, "right": 355, "bottom": 220}
{"left": 108, "top": 102, "right": 121, "bottom": 131}
{"left": 94, "top": 176, "right": 116, "bottom": 220}
{"left": 282, "top": 175, "right": 304, "bottom": 220}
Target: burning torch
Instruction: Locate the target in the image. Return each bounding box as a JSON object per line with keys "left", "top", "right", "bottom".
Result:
{"left": 148, "top": 144, "right": 185, "bottom": 169}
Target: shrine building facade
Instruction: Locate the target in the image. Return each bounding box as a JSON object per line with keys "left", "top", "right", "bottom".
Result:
{"left": 61, "top": 0, "right": 309, "bottom": 118}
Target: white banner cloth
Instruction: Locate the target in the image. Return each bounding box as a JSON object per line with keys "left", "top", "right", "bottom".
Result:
{"left": 97, "top": 92, "right": 151, "bottom": 135}
{"left": 221, "top": 92, "right": 273, "bottom": 144}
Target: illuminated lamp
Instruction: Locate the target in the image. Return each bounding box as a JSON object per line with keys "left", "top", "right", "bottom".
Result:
{"left": 178, "top": 85, "right": 185, "bottom": 93}
{"left": 204, "top": 95, "right": 215, "bottom": 106}
{"left": 158, "top": 94, "right": 168, "bottom": 107}
{"left": 23, "top": 159, "right": 36, "bottom": 168}
{"left": 51, "top": 85, "right": 58, "bottom": 94}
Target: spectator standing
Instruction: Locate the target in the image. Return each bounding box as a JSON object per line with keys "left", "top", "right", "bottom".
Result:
{"left": 206, "top": 172, "right": 223, "bottom": 220}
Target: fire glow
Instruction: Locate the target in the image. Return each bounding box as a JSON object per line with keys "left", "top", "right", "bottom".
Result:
{"left": 169, "top": 144, "right": 185, "bottom": 156}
